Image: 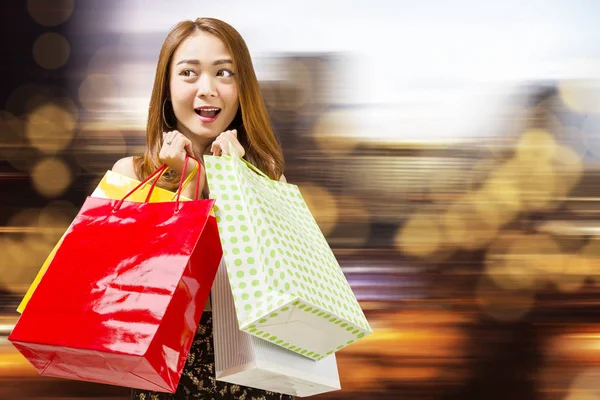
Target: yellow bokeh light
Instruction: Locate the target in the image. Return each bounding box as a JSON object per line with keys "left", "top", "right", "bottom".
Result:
{"left": 440, "top": 196, "right": 499, "bottom": 251}
{"left": 31, "top": 157, "right": 73, "bottom": 198}
{"left": 0, "top": 209, "right": 55, "bottom": 288}
{"left": 27, "top": 0, "right": 74, "bottom": 27}
{"left": 511, "top": 159, "right": 558, "bottom": 212}
{"left": 0, "top": 237, "right": 31, "bottom": 287}
{"left": 32, "top": 32, "right": 70, "bottom": 70}
{"left": 297, "top": 184, "right": 338, "bottom": 237}
{"left": 515, "top": 128, "right": 558, "bottom": 162}
{"left": 25, "top": 100, "right": 77, "bottom": 154}
{"left": 477, "top": 181, "right": 522, "bottom": 227}
{"left": 555, "top": 253, "right": 591, "bottom": 293}
{"left": 395, "top": 214, "right": 442, "bottom": 258}
{"left": 485, "top": 232, "right": 535, "bottom": 291}
{"left": 508, "top": 233, "right": 564, "bottom": 289}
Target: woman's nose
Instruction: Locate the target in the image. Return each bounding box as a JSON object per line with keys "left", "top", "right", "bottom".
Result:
{"left": 196, "top": 75, "right": 217, "bottom": 98}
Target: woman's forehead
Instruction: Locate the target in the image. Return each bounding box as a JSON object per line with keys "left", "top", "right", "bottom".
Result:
{"left": 173, "top": 32, "right": 231, "bottom": 64}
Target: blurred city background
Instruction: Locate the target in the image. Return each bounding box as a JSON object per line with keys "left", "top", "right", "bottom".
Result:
{"left": 2, "top": 0, "right": 600, "bottom": 399}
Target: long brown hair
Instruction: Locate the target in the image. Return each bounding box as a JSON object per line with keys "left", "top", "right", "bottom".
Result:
{"left": 134, "top": 18, "right": 284, "bottom": 190}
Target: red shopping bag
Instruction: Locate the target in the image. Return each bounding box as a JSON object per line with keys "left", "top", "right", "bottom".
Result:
{"left": 8, "top": 157, "right": 222, "bottom": 393}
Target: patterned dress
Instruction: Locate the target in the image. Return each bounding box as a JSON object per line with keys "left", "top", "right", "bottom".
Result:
{"left": 131, "top": 312, "right": 295, "bottom": 400}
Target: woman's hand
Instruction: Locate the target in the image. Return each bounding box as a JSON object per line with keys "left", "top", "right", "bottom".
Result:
{"left": 210, "top": 129, "right": 245, "bottom": 157}
{"left": 160, "top": 130, "right": 195, "bottom": 174}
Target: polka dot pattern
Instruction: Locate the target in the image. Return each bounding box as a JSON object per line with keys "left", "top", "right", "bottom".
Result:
{"left": 204, "top": 154, "right": 372, "bottom": 359}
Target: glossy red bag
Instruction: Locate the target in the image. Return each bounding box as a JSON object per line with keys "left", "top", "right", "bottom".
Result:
{"left": 8, "top": 157, "right": 222, "bottom": 393}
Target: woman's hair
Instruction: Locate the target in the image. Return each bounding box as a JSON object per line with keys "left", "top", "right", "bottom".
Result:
{"left": 134, "top": 17, "right": 284, "bottom": 190}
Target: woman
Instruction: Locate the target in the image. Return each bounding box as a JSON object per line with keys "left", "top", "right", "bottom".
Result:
{"left": 112, "top": 17, "right": 290, "bottom": 400}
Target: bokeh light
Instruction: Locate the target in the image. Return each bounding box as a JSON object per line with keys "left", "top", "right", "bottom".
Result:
{"left": 25, "top": 99, "right": 77, "bottom": 154}
{"left": 32, "top": 32, "right": 70, "bottom": 70}
{"left": 298, "top": 183, "right": 338, "bottom": 237}
{"left": 395, "top": 213, "right": 443, "bottom": 258}
{"left": 27, "top": 0, "right": 74, "bottom": 27}
{"left": 30, "top": 157, "right": 73, "bottom": 197}
{"left": 0, "top": 209, "right": 55, "bottom": 289}
{"left": 515, "top": 128, "right": 557, "bottom": 162}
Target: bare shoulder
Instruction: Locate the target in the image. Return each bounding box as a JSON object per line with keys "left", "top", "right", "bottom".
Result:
{"left": 111, "top": 156, "right": 138, "bottom": 180}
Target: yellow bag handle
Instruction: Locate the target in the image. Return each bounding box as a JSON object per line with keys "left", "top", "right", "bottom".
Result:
{"left": 137, "top": 159, "right": 200, "bottom": 201}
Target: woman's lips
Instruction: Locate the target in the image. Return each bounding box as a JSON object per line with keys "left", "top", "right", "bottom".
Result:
{"left": 195, "top": 107, "right": 221, "bottom": 122}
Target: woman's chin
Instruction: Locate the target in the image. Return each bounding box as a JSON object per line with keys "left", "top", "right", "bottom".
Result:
{"left": 179, "top": 124, "right": 219, "bottom": 140}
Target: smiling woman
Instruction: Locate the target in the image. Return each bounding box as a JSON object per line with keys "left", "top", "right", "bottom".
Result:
{"left": 112, "top": 18, "right": 285, "bottom": 197}
{"left": 109, "top": 17, "right": 291, "bottom": 400}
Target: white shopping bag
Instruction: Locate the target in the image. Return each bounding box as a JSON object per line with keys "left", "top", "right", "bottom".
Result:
{"left": 212, "top": 259, "right": 341, "bottom": 398}
{"left": 205, "top": 146, "right": 372, "bottom": 360}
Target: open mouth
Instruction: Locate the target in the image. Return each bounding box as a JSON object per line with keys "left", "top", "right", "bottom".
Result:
{"left": 194, "top": 107, "right": 221, "bottom": 119}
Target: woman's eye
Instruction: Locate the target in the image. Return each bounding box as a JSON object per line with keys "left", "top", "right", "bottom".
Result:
{"left": 179, "top": 69, "right": 197, "bottom": 77}
{"left": 217, "top": 69, "right": 235, "bottom": 78}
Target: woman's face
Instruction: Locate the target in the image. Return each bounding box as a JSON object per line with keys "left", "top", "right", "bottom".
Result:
{"left": 169, "top": 31, "right": 239, "bottom": 146}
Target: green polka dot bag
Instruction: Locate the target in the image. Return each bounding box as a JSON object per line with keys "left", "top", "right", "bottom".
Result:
{"left": 204, "top": 145, "right": 372, "bottom": 360}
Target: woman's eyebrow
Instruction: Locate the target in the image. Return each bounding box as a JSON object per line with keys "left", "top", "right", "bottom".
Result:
{"left": 176, "top": 59, "right": 233, "bottom": 66}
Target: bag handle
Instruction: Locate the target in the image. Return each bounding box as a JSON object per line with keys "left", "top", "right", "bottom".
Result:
{"left": 145, "top": 156, "right": 201, "bottom": 203}
{"left": 227, "top": 140, "right": 270, "bottom": 180}
{"left": 135, "top": 160, "right": 198, "bottom": 202}
{"left": 175, "top": 156, "right": 201, "bottom": 212}
{"left": 113, "top": 156, "right": 201, "bottom": 212}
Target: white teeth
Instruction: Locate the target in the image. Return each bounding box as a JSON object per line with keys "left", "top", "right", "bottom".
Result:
{"left": 196, "top": 108, "right": 220, "bottom": 111}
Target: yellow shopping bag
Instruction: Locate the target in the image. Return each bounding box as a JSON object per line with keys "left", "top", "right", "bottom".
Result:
{"left": 17, "top": 163, "right": 200, "bottom": 313}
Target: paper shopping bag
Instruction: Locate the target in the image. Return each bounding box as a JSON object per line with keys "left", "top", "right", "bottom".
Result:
{"left": 16, "top": 160, "right": 199, "bottom": 313}
{"left": 9, "top": 158, "right": 222, "bottom": 393}
{"left": 212, "top": 258, "right": 341, "bottom": 397}
{"left": 204, "top": 146, "right": 372, "bottom": 360}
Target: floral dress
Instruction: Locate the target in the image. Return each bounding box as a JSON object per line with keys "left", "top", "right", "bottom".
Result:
{"left": 131, "top": 312, "right": 295, "bottom": 400}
